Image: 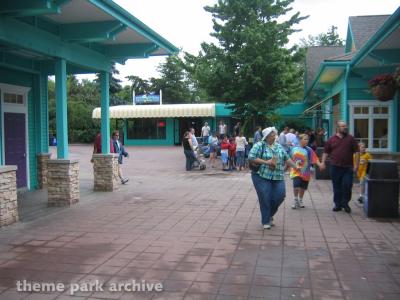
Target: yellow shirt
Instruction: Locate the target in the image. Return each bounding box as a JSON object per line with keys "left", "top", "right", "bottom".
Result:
{"left": 354, "top": 152, "right": 372, "bottom": 180}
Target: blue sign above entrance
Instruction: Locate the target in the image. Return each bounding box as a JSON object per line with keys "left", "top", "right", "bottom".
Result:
{"left": 135, "top": 95, "right": 160, "bottom": 105}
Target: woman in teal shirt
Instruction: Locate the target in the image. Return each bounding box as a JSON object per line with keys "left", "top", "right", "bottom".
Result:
{"left": 249, "top": 127, "right": 299, "bottom": 229}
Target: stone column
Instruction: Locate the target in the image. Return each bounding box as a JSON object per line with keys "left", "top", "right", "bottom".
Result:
{"left": 0, "top": 166, "right": 18, "bottom": 227}
{"left": 37, "top": 153, "right": 51, "bottom": 189}
{"left": 47, "top": 160, "right": 79, "bottom": 207}
{"left": 92, "top": 154, "right": 119, "bottom": 191}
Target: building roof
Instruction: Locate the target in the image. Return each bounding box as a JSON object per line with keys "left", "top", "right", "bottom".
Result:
{"left": 92, "top": 103, "right": 216, "bottom": 119}
{"left": 0, "top": 0, "right": 179, "bottom": 73}
{"left": 326, "top": 51, "right": 357, "bottom": 62}
{"left": 305, "top": 46, "right": 344, "bottom": 90}
{"left": 348, "top": 15, "right": 390, "bottom": 50}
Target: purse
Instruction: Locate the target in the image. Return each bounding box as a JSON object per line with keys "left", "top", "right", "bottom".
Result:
{"left": 249, "top": 142, "right": 266, "bottom": 172}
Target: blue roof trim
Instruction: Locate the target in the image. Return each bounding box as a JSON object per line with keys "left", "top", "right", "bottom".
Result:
{"left": 90, "top": 0, "right": 179, "bottom": 54}
{"left": 350, "top": 7, "right": 400, "bottom": 67}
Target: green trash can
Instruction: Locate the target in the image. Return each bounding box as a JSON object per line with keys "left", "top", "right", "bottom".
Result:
{"left": 364, "top": 160, "right": 399, "bottom": 218}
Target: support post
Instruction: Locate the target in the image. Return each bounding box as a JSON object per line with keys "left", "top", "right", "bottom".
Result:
{"left": 100, "top": 71, "right": 110, "bottom": 154}
{"left": 55, "top": 59, "right": 68, "bottom": 159}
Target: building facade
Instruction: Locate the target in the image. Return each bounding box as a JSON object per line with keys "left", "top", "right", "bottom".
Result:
{"left": 304, "top": 8, "right": 400, "bottom": 154}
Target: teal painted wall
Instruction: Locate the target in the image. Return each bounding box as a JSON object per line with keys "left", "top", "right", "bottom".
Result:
{"left": 0, "top": 66, "right": 39, "bottom": 189}
{"left": 215, "top": 103, "right": 233, "bottom": 116}
{"left": 124, "top": 118, "right": 175, "bottom": 146}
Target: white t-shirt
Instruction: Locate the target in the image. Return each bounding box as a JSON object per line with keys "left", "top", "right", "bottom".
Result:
{"left": 219, "top": 124, "right": 227, "bottom": 135}
{"left": 201, "top": 126, "right": 210, "bottom": 137}
{"left": 285, "top": 132, "right": 297, "bottom": 146}
{"left": 235, "top": 136, "right": 248, "bottom": 151}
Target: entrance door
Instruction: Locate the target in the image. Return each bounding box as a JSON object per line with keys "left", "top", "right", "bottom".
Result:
{"left": 4, "top": 112, "right": 27, "bottom": 188}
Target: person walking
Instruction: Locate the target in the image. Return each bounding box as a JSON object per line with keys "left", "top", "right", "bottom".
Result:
{"left": 248, "top": 127, "right": 300, "bottom": 229}
{"left": 218, "top": 120, "right": 227, "bottom": 139}
{"left": 233, "top": 122, "right": 241, "bottom": 137}
{"left": 208, "top": 132, "right": 219, "bottom": 168}
{"left": 201, "top": 122, "right": 210, "bottom": 145}
{"left": 112, "top": 131, "right": 129, "bottom": 184}
{"left": 235, "top": 131, "right": 248, "bottom": 171}
{"left": 290, "top": 134, "right": 323, "bottom": 209}
{"left": 278, "top": 127, "right": 289, "bottom": 153}
{"left": 182, "top": 131, "right": 196, "bottom": 171}
{"left": 354, "top": 142, "right": 372, "bottom": 204}
{"left": 253, "top": 126, "right": 262, "bottom": 144}
{"left": 321, "top": 121, "right": 359, "bottom": 213}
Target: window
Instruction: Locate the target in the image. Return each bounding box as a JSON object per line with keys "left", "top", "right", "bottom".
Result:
{"left": 127, "top": 118, "right": 166, "bottom": 140}
{"left": 4, "top": 93, "right": 24, "bottom": 104}
{"left": 350, "top": 102, "right": 391, "bottom": 151}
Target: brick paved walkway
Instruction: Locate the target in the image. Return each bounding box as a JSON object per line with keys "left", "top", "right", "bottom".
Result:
{"left": 0, "top": 145, "right": 399, "bottom": 300}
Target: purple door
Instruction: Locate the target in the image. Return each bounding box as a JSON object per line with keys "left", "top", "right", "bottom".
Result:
{"left": 4, "top": 112, "right": 27, "bottom": 188}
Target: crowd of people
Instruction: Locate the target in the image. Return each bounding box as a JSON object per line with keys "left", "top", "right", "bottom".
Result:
{"left": 183, "top": 120, "right": 367, "bottom": 230}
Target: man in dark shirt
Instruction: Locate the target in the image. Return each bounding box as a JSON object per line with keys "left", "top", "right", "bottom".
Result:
{"left": 321, "top": 121, "right": 360, "bottom": 213}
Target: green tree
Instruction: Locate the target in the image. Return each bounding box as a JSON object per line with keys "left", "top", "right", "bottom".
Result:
{"left": 126, "top": 75, "right": 150, "bottom": 95}
{"left": 300, "top": 25, "right": 344, "bottom": 47}
{"left": 191, "top": 0, "right": 307, "bottom": 128}
{"left": 153, "top": 54, "right": 192, "bottom": 104}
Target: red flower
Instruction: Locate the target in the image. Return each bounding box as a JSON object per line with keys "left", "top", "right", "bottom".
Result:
{"left": 368, "top": 74, "right": 395, "bottom": 88}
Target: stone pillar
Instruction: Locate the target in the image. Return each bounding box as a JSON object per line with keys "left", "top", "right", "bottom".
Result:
{"left": 92, "top": 154, "right": 119, "bottom": 191}
{"left": 37, "top": 153, "right": 51, "bottom": 189}
{"left": 0, "top": 166, "right": 18, "bottom": 227}
{"left": 47, "top": 160, "right": 79, "bottom": 207}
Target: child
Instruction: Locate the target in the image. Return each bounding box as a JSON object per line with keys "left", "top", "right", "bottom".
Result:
{"left": 220, "top": 135, "right": 230, "bottom": 171}
{"left": 290, "top": 134, "right": 323, "bottom": 208}
{"left": 228, "top": 137, "right": 237, "bottom": 170}
{"left": 355, "top": 142, "right": 372, "bottom": 203}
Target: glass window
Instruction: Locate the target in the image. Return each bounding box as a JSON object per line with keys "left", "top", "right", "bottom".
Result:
{"left": 372, "top": 119, "right": 388, "bottom": 149}
{"left": 127, "top": 118, "right": 166, "bottom": 140}
{"left": 4, "top": 93, "right": 23, "bottom": 105}
{"left": 354, "top": 119, "right": 369, "bottom": 148}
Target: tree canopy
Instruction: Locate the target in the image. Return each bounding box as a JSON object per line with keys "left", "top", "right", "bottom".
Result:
{"left": 186, "top": 0, "right": 307, "bottom": 129}
{"left": 300, "top": 25, "right": 344, "bottom": 47}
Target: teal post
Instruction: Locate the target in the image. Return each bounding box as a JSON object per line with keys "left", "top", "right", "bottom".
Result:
{"left": 100, "top": 71, "right": 110, "bottom": 154}
{"left": 341, "top": 65, "right": 350, "bottom": 122}
{"left": 38, "top": 75, "right": 49, "bottom": 153}
{"left": 55, "top": 59, "right": 68, "bottom": 159}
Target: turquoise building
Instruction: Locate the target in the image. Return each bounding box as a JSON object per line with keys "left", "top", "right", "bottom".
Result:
{"left": 303, "top": 7, "right": 400, "bottom": 154}
{"left": 0, "top": 1, "right": 177, "bottom": 192}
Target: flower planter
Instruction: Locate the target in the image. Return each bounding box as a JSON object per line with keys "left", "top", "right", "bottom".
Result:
{"left": 371, "top": 83, "right": 396, "bottom": 101}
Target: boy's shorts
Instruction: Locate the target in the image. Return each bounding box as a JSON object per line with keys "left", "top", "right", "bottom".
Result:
{"left": 293, "top": 176, "right": 309, "bottom": 190}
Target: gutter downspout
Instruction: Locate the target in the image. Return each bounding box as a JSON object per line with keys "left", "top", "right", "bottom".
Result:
{"left": 341, "top": 64, "right": 350, "bottom": 123}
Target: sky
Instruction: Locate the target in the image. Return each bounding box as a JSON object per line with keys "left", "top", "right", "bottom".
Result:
{"left": 105, "top": 0, "right": 399, "bottom": 86}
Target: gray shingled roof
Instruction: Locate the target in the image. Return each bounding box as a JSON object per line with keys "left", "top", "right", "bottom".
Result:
{"left": 326, "top": 51, "right": 357, "bottom": 61}
{"left": 305, "top": 46, "right": 344, "bottom": 90}
{"left": 349, "top": 15, "right": 390, "bottom": 50}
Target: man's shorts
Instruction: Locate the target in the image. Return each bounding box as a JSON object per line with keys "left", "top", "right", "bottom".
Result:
{"left": 292, "top": 176, "right": 309, "bottom": 190}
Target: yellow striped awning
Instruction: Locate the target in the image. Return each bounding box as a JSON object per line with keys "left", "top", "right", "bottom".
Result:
{"left": 92, "top": 103, "right": 216, "bottom": 119}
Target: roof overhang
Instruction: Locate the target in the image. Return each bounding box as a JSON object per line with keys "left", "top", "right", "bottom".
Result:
{"left": 304, "top": 62, "right": 347, "bottom": 102}
{"left": 0, "top": 0, "right": 179, "bottom": 73}
{"left": 92, "top": 104, "right": 216, "bottom": 119}
{"left": 351, "top": 7, "right": 400, "bottom": 69}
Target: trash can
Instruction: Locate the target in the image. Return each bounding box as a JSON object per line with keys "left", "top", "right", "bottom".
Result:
{"left": 315, "top": 147, "right": 331, "bottom": 180}
{"left": 364, "top": 159, "right": 399, "bottom": 218}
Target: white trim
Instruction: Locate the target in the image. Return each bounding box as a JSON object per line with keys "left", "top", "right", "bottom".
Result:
{"left": 0, "top": 83, "right": 31, "bottom": 189}
{"left": 348, "top": 100, "right": 392, "bottom": 153}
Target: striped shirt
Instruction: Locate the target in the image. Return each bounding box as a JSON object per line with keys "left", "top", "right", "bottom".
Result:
{"left": 248, "top": 141, "right": 289, "bottom": 180}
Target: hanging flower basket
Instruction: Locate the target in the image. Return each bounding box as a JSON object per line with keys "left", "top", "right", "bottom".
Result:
{"left": 368, "top": 74, "right": 397, "bottom": 102}
{"left": 370, "top": 83, "right": 396, "bottom": 101}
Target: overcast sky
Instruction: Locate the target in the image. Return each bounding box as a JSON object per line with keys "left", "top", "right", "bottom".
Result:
{"left": 110, "top": 0, "right": 399, "bottom": 86}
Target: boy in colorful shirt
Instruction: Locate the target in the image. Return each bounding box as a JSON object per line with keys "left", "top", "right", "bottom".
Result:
{"left": 354, "top": 142, "right": 372, "bottom": 203}
{"left": 290, "top": 134, "right": 323, "bottom": 208}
